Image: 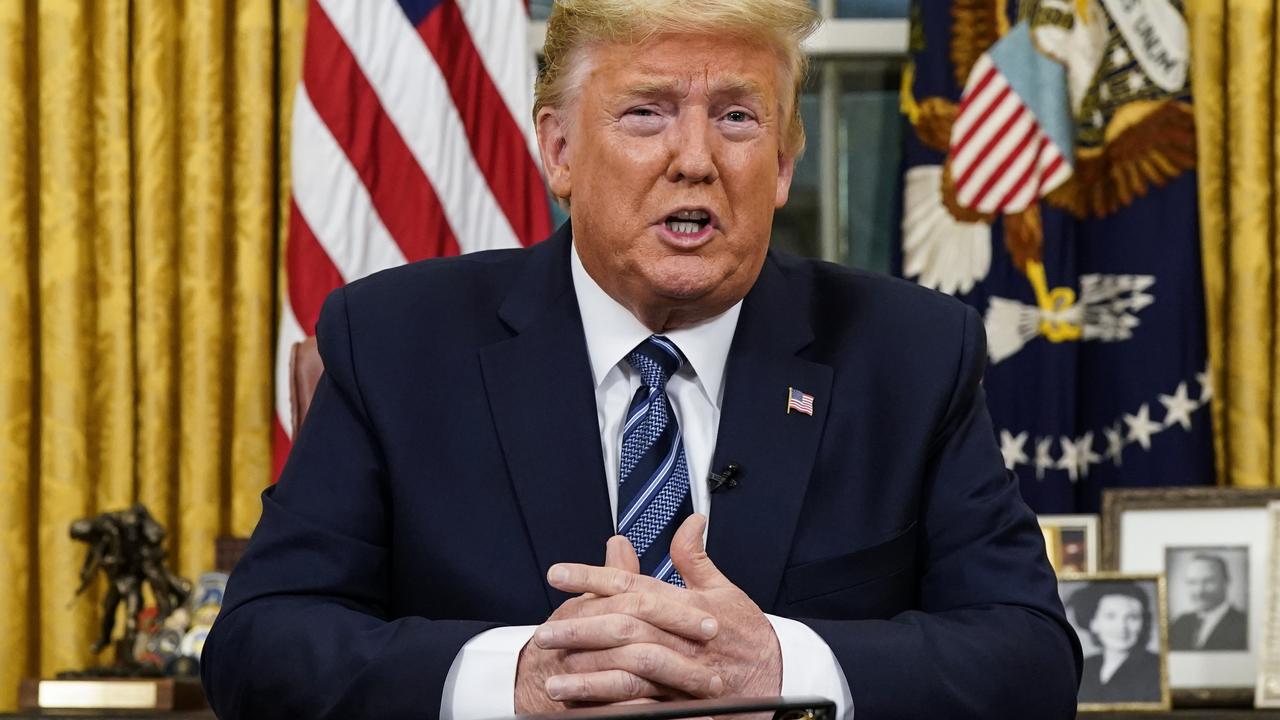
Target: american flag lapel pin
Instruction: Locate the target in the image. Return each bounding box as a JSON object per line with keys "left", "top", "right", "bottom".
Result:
{"left": 786, "top": 387, "right": 814, "bottom": 416}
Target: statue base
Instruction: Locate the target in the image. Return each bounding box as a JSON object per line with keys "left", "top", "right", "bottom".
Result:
{"left": 18, "top": 677, "right": 206, "bottom": 711}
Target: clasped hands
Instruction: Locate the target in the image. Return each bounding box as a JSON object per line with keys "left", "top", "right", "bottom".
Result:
{"left": 515, "top": 514, "right": 782, "bottom": 711}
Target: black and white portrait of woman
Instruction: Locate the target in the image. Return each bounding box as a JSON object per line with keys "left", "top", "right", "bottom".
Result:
{"left": 1060, "top": 576, "right": 1170, "bottom": 709}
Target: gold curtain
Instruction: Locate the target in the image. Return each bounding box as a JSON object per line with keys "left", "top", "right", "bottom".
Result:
{"left": 1190, "top": 0, "right": 1280, "bottom": 488}
{"left": 0, "top": 0, "right": 308, "bottom": 710}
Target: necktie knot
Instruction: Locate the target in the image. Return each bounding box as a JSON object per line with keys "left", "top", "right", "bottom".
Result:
{"left": 625, "top": 335, "right": 685, "bottom": 392}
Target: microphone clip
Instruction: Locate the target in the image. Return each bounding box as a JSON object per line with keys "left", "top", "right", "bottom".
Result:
{"left": 708, "top": 462, "right": 741, "bottom": 494}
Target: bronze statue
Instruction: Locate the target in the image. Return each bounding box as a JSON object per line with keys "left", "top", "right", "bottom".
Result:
{"left": 67, "top": 504, "right": 192, "bottom": 674}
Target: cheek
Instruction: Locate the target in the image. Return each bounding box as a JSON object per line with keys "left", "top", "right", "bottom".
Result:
{"left": 576, "top": 140, "right": 667, "bottom": 209}
{"left": 722, "top": 154, "right": 779, "bottom": 219}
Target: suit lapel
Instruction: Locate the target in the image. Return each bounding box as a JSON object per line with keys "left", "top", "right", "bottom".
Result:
{"left": 479, "top": 226, "right": 614, "bottom": 610}
{"left": 705, "top": 254, "right": 833, "bottom": 609}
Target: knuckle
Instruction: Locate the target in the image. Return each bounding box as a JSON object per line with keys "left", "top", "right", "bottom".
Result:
{"left": 636, "top": 592, "right": 658, "bottom": 616}
{"left": 610, "top": 570, "right": 632, "bottom": 595}
{"left": 686, "top": 667, "right": 707, "bottom": 692}
{"left": 633, "top": 646, "right": 658, "bottom": 675}
{"left": 613, "top": 615, "right": 638, "bottom": 642}
{"left": 619, "top": 670, "right": 642, "bottom": 698}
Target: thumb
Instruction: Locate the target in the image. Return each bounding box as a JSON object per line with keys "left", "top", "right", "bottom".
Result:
{"left": 670, "top": 514, "right": 727, "bottom": 589}
{"left": 605, "top": 534, "right": 641, "bottom": 574}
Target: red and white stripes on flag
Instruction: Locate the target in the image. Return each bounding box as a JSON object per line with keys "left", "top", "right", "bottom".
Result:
{"left": 275, "top": 0, "right": 552, "bottom": 477}
{"left": 948, "top": 52, "right": 1073, "bottom": 215}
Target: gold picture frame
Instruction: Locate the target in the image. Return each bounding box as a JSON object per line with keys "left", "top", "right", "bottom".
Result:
{"left": 1039, "top": 514, "right": 1099, "bottom": 574}
{"left": 1059, "top": 572, "right": 1171, "bottom": 712}
{"left": 1257, "top": 501, "right": 1280, "bottom": 709}
{"left": 1102, "top": 486, "right": 1280, "bottom": 707}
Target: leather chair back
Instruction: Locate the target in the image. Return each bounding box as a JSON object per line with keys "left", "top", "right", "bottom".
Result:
{"left": 289, "top": 336, "right": 325, "bottom": 432}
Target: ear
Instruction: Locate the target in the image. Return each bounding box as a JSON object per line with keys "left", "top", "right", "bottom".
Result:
{"left": 774, "top": 151, "right": 796, "bottom": 208}
{"left": 537, "top": 107, "right": 573, "bottom": 202}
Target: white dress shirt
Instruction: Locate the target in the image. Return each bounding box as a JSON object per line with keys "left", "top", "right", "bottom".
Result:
{"left": 439, "top": 243, "right": 853, "bottom": 718}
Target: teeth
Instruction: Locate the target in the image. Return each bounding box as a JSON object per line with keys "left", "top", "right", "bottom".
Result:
{"left": 667, "top": 221, "right": 702, "bottom": 234}
{"left": 674, "top": 209, "right": 710, "bottom": 221}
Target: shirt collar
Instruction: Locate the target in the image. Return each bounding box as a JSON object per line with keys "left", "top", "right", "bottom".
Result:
{"left": 1199, "top": 600, "right": 1231, "bottom": 623}
{"left": 570, "top": 241, "right": 741, "bottom": 408}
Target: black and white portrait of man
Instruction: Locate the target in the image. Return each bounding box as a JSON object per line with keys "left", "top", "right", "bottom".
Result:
{"left": 1166, "top": 547, "right": 1249, "bottom": 652}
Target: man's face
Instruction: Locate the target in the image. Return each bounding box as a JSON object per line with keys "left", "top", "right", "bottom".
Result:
{"left": 1184, "top": 558, "right": 1228, "bottom": 612}
{"left": 539, "top": 34, "right": 795, "bottom": 329}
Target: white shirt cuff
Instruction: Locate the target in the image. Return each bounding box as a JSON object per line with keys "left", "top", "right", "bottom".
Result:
{"left": 439, "top": 625, "right": 536, "bottom": 720}
{"left": 766, "top": 613, "right": 854, "bottom": 720}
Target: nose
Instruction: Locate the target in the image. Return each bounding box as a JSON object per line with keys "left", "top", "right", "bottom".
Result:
{"left": 665, "top": 112, "right": 718, "bottom": 185}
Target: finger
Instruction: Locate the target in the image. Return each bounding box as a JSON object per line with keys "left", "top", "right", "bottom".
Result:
{"left": 549, "top": 645, "right": 724, "bottom": 702}
{"left": 669, "top": 514, "right": 728, "bottom": 589}
{"left": 553, "top": 592, "right": 718, "bottom": 641}
{"left": 548, "top": 562, "right": 681, "bottom": 598}
{"left": 605, "top": 535, "right": 641, "bottom": 574}
{"left": 535, "top": 610, "right": 713, "bottom": 651}
{"left": 546, "top": 669, "right": 665, "bottom": 704}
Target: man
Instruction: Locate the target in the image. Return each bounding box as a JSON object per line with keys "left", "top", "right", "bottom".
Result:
{"left": 201, "top": 1, "right": 1081, "bottom": 717}
{"left": 1169, "top": 554, "right": 1247, "bottom": 651}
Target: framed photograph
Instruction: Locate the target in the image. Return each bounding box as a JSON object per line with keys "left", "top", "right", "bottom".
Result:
{"left": 1102, "top": 486, "right": 1280, "bottom": 705}
{"left": 1258, "top": 501, "right": 1280, "bottom": 709}
{"left": 1059, "top": 573, "right": 1170, "bottom": 711}
{"left": 1039, "top": 514, "right": 1099, "bottom": 574}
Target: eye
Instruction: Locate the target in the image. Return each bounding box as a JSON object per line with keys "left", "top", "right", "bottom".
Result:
{"left": 723, "top": 110, "right": 754, "bottom": 123}
{"left": 627, "top": 107, "right": 659, "bottom": 117}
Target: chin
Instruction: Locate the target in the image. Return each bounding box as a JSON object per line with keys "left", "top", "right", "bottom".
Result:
{"left": 652, "top": 279, "right": 715, "bottom": 303}
{"left": 643, "top": 262, "right": 721, "bottom": 301}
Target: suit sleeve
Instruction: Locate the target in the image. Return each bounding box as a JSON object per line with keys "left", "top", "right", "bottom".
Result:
{"left": 798, "top": 306, "right": 1083, "bottom": 720}
{"left": 200, "top": 288, "right": 501, "bottom": 720}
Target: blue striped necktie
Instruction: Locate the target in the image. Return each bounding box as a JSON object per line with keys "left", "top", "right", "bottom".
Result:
{"left": 618, "top": 335, "right": 693, "bottom": 587}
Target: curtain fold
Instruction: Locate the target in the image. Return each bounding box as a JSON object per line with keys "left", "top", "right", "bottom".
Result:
{"left": 36, "top": 0, "right": 97, "bottom": 678}
{"left": 0, "top": 0, "right": 34, "bottom": 706}
{"left": 1191, "top": 0, "right": 1280, "bottom": 489}
{"left": 175, "top": 0, "right": 229, "bottom": 584}
{"left": 133, "top": 0, "right": 180, "bottom": 556}
{"left": 0, "top": 1, "right": 301, "bottom": 709}
{"left": 229, "top": 1, "right": 283, "bottom": 538}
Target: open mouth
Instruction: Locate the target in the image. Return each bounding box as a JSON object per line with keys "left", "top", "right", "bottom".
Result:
{"left": 663, "top": 209, "right": 713, "bottom": 236}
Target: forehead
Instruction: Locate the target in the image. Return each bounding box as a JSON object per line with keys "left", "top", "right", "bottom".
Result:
{"left": 584, "top": 33, "right": 784, "bottom": 97}
{"left": 1097, "top": 594, "right": 1141, "bottom": 612}
{"left": 1187, "top": 558, "right": 1224, "bottom": 576}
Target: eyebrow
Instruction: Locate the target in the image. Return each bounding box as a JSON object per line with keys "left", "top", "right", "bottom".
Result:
{"left": 616, "top": 76, "right": 768, "bottom": 105}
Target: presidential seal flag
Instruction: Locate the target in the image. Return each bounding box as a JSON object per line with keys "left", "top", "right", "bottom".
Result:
{"left": 899, "top": 0, "right": 1213, "bottom": 512}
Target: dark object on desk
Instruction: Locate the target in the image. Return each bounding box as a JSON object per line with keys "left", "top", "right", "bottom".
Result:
{"left": 63, "top": 504, "right": 191, "bottom": 675}
{"left": 507, "top": 695, "right": 835, "bottom": 720}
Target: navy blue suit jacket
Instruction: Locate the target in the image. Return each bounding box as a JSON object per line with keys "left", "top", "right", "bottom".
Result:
{"left": 202, "top": 224, "right": 1081, "bottom": 718}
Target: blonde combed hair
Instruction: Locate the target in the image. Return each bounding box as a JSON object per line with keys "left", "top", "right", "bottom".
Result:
{"left": 535, "top": 0, "right": 822, "bottom": 156}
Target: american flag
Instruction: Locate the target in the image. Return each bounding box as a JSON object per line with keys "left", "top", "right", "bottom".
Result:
{"left": 274, "top": 0, "right": 552, "bottom": 476}
{"left": 787, "top": 387, "right": 815, "bottom": 416}
{"left": 948, "top": 23, "right": 1073, "bottom": 215}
